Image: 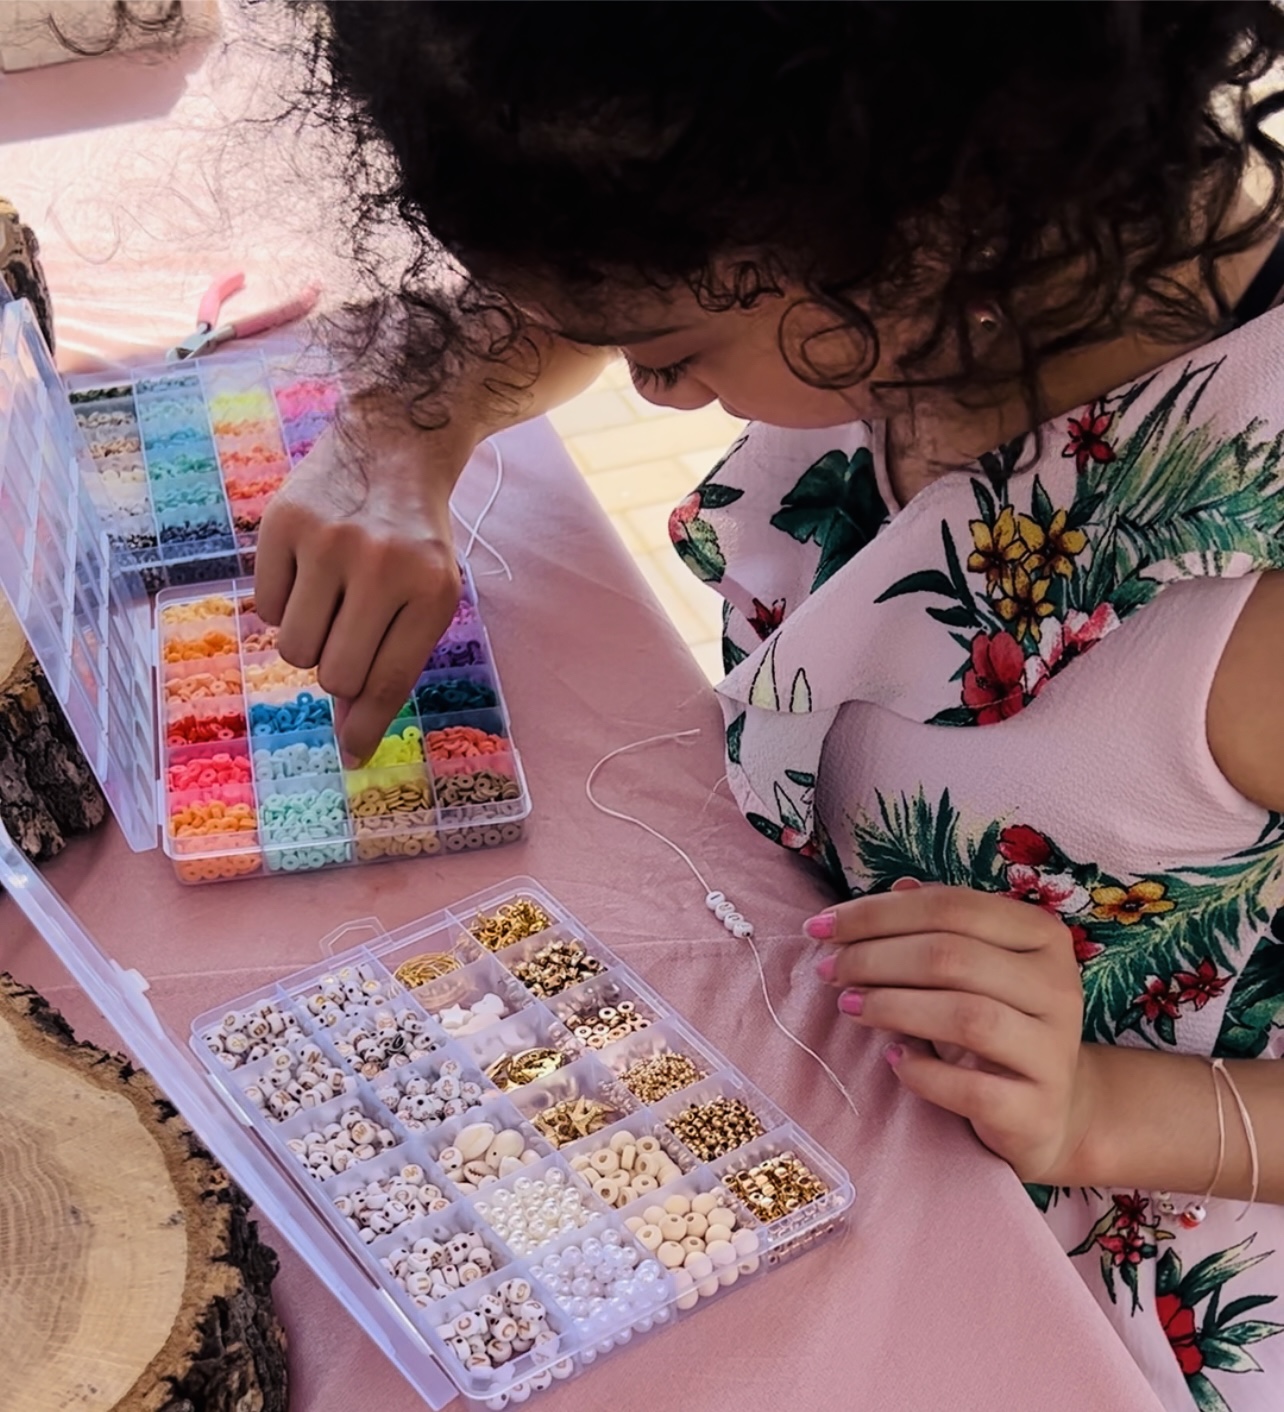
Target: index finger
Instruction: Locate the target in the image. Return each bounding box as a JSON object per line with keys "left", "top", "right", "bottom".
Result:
{"left": 808, "top": 886, "right": 1062, "bottom": 953}
{"left": 336, "top": 599, "right": 452, "bottom": 765}
{"left": 253, "top": 502, "right": 297, "bottom": 627}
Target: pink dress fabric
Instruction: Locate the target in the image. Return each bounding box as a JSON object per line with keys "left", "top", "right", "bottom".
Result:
{"left": 671, "top": 309, "right": 1284, "bottom": 1412}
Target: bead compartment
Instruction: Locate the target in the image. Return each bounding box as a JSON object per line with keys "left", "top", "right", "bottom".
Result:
{"left": 153, "top": 567, "right": 530, "bottom": 882}
{"left": 189, "top": 878, "right": 853, "bottom": 1404}
{"left": 70, "top": 350, "right": 338, "bottom": 585}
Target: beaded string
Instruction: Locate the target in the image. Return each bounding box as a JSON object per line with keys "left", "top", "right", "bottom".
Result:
{"left": 585, "top": 729, "right": 860, "bottom": 1120}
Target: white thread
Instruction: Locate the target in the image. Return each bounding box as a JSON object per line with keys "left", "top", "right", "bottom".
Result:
{"left": 585, "top": 730, "right": 860, "bottom": 1120}
{"left": 452, "top": 438, "right": 512, "bottom": 580}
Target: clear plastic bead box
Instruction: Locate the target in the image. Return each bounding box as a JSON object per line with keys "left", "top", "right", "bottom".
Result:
{"left": 0, "top": 297, "right": 530, "bottom": 884}
{"left": 191, "top": 879, "right": 854, "bottom": 1406}
{"left": 157, "top": 569, "right": 530, "bottom": 883}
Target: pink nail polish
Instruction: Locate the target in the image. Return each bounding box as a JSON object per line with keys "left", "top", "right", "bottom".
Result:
{"left": 815, "top": 954, "right": 837, "bottom": 983}
{"left": 884, "top": 1043, "right": 904, "bottom": 1067}
{"left": 804, "top": 912, "right": 836, "bottom": 941}
{"left": 838, "top": 989, "right": 864, "bottom": 1016}
{"left": 890, "top": 877, "right": 922, "bottom": 892}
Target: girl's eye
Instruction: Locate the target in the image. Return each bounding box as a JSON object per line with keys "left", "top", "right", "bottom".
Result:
{"left": 625, "top": 354, "right": 693, "bottom": 391}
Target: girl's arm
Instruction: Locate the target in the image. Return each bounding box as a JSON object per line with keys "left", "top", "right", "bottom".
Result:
{"left": 817, "top": 568, "right": 1284, "bottom": 1201}
{"left": 1070, "top": 1045, "right": 1281, "bottom": 1202}
{"left": 255, "top": 333, "right": 610, "bottom": 763}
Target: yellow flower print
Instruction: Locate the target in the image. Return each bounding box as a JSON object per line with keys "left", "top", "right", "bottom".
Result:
{"left": 1090, "top": 879, "right": 1177, "bottom": 925}
{"left": 993, "top": 563, "right": 1056, "bottom": 641}
{"left": 967, "top": 506, "right": 1044, "bottom": 589}
{"left": 1042, "top": 508, "right": 1088, "bottom": 578}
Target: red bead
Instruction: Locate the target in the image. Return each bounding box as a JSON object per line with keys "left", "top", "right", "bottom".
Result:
{"left": 1179, "top": 1203, "right": 1207, "bottom": 1228}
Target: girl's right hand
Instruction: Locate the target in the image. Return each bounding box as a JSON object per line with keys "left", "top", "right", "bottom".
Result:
{"left": 255, "top": 414, "right": 467, "bottom": 766}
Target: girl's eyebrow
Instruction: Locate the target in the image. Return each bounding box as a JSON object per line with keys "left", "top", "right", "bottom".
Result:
{"left": 554, "top": 323, "right": 691, "bottom": 347}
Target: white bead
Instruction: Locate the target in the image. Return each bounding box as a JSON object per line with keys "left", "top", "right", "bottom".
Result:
{"left": 705, "top": 891, "right": 725, "bottom": 909}
{"left": 714, "top": 900, "right": 735, "bottom": 920}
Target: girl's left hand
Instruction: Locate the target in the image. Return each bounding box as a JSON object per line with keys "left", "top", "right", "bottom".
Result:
{"left": 811, "top": 883, "right": 1097, "bottom": 1184}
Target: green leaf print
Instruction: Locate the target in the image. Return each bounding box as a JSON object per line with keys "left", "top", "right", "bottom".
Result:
{"left": 1187, "top": 1374, "right": 1234, "bottom": 1412}
{"left": 876, "top": 569, "right": 959, "bottom": 603}
{"left": 696, "top": 482, "right": 745, "bottom": 510}
{"left": 673, "top": 515, "right": 729, "bottom": 583}
{"left": 723, "top": 636, "right": 748, "bottom": 672}
{"left": 1215, "top": 920, "right": 1284, "bottom": 1058}
{"left": 1080, "top": 842, "right": 1283, "bottom": 1046}
{"left": 1153, "top": 1236, "right": 1283, "bottom": 1405}
{"left": 770, "top": 446, "right": 888, "bottom": 591}
{"left": 1076, "top": 359, "right": 1284, "bottom": 607}
{"left": 721, "top": 601, "right": 749, "bottom": 673}
{"left": 746, "top": 812, "right": 783, "bottom": 845}
{"left": 1219, "top": 1321, "right": 1284, "bottom": 1346}
{"left": 668, "top": 476, "right": 745, "bottom": 584}
{"left": 725, "top": 712, "right": 745, "bottom": 767}
{"left": 850, "top": 790, "right": 1006, "bottom": 893}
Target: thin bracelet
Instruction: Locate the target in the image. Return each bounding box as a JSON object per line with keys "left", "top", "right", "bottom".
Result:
{"left": 1212, "top": 1058, "right": 1261, "bottom": 1220}
{"left": 1157, "top": 1056, "right": 1227, "bottom": 1228}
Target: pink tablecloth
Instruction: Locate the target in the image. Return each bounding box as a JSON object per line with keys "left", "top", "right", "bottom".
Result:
{"left": 0, "top": 20, "right": 1163, "bottom": 1412}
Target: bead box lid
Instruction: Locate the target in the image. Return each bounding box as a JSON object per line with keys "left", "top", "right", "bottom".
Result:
{"left": 0, "top": 297, "right": 159, "bottom": 851}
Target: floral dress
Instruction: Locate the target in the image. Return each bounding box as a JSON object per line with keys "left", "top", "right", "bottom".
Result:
{"left": 668, "top": 309, "right": 1284, "bottom": 1412}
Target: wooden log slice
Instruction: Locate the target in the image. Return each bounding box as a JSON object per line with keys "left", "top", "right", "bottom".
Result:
{"left": 0, "top": 594, "right": 106, "bottom": 860}
{"left": 0, "top": 974, "right": 288, "bottom": 1411}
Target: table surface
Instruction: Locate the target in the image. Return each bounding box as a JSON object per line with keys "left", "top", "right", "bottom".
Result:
{"left": 0, "top": 15, "right": 1164, "bottom": 1412}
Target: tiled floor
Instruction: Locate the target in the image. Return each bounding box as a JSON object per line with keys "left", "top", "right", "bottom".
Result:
{"left": 547, "top": 362, "right": 744, "bottom": 681}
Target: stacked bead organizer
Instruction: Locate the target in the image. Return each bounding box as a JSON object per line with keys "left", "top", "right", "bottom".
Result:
{"left": 69, "top": 351, "right": 338, "bottom": 590}
{"left": 191, "top": 881, "right": 853, "bottom": 1406}
{"left": 158, "top": 568, "right": 529, "bottom": 883}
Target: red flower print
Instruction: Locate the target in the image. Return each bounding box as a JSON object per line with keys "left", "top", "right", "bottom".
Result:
{"left": 961, "top": 630, "right": 1026, "bottom": 724}
{"left": 1062, "top": 407, "right": 1116, "bottom": 475}
{"left": 1157, "top": 1292, "right": 1205, "bottom": 1377}
{"left": 1133, "top": 976, "right": 1180, "bottom": 1024}
{"left": 998, "top": 824, "right": 1052, "bottom": 868}
{"left": 1111, "top": 1191, "right": 1150, "bottom": 1228}
{"left": 668, "top": 491, "right": 701, "bottom": 538}
{"left": 1173, "top": 959, "right": 1229, "bottom": 1011}
{"left": 747, "top": 597, "right": 786, "bottom": 640}
{"left": 1070, "top": 925, "right": 1104, "bottom": 964}
{"left": 1023, "top": 604, "right": 1119, "bottom": 698}
{"left": 1099, "top": 1227, "right": 1146, "bottom": 1267}
{"left": 1005, "top": 865, "right": 1089, "bottom": 916}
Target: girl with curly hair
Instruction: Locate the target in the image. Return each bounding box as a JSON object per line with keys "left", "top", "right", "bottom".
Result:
{"left": 257, "top": 7, "right": 1284, "bottom": 1404}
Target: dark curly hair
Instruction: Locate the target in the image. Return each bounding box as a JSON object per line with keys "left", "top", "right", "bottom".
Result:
{"left": 282, "top": 0, "right": 1284, "bottom": 423}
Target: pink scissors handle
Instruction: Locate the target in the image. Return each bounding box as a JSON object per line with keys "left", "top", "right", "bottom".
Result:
{"left": 197, "top": 271, "right": 246, "bottom": 329}
{"left": 229, "top": 283, "right": 321, "bottom": 340}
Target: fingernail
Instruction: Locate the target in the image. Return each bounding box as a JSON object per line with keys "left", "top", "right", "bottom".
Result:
{"left": 804, "top": 912, "right": 836, "bottom": 941}
{"left": 815, "top": 954, "right": 837, "bottom": 983}
{"left": 890, "top": 877, "right": 922, "bottom": 892}
{"left": 341, "top": 751, "right": 360, "bottom": 769}
{"left": 838, "top": 988, "right": 864, "bottom": 1017}
{"left": 884, "top": 1043, "right": 904, "bottom": 1067}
